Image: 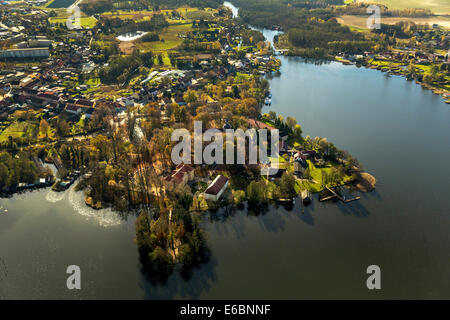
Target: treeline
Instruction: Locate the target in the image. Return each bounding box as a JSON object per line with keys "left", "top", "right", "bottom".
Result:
{"left": 288, "top": 21, "right": 364, "bottom": 47}
{"left": 372, "top": 21, "right": 436, "bottom": 39}
{"left": 80, "top": 0, "right": 223, "bottom": 15}
{"left": 0, "top": 152, "right": 44, "bottom": 191}
{"left": 97, "top": 14, "right": 169, "bottom": 35}
{"left": 150, "top": 0, "right": 223, "bottom": 9}
{"left": 140, "top": 32, "right": 160, "bottom": 42}
{"left": 229, "top": 0, "right": 377, "bottom": 58}
{"left": 333, "top": 3, "right": 433, "bottom": 18}
{"left": 241, "top": 28, "right": 265, "bottom": 46}
{"left": 80, "top": 0, "right": 114, "bottom": 15}
{"left": 99, "top": 51, "right": 155, "bottom": 84}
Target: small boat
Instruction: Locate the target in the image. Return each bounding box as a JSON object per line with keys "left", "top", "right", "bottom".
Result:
{"left": 264, "top": 97, "right": 272, "bottom": 105}
{"left": 267, "top": 93, "right": 272, "bottom": 99}
{"left": 301, "top": 189, "right": 312, "bottom": 206}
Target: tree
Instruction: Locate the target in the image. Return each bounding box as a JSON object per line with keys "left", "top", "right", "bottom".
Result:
{"left": 56, "top": 118, "right": 69, "bottom": 137}
{"left": 292, "top": 124, "right": 303, "bottom": 142}
{"left": 285, "top": 116, "right": 297, "bottom": 131}
{"left": 183, "top": 90, "right": 198, "bottom": 104}
{"left": 246, "top": 180, "right": 267, "bottom": 205}
{"left": 39, "top": 119, "right": 49, "bottom": 139}
{"left": 0, "top": 163, "right": 9, "bottom": 190}
{"left": 147, "top": 246, "right": 172, "bottom": 273}
{"left": 279, "top": 172, "right": 296, "bottom": 198}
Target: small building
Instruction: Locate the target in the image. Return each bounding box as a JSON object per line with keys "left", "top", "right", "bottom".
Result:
{"left": 65, "top": 104, "right": 81, "bottom": 114}
{"left": 164, "top": 164, "right": 195, "bottom": 191}
{"left": 294, "top": 160, "right": 306, "bottom": 178}
{"left": 204, "top": 175, "right": 229, "bottom": 201}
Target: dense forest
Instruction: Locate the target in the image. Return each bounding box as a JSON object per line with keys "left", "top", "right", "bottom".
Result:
{"left": 230, "top": 0, "right": 380, "bottom": 58}
{"left": 98, "top": 50, "right": 155, "bottom": 84}
{"left": 97, "top": 14, "right": 169, "bottom": 35}
{"left": 80, "top": 0, "right": 223, "bottom": 15}
{"left": 0, "top": 152, "right": 48, "bottom": 191}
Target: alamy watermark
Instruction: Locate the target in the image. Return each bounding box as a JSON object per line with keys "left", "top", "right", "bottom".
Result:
{"left": 171, "top": 121, "right": 280, "bottom": 176}
{"left": 366, "top": 265, "right": 381, "bottom": 290}
{"left": 66, "top": 5, "right": 81, "bottom": 30}
{"left": 66, "top": 265, "right": 81, "bottom": 290}
{"left": 367, "top": 5, "right": 381, "bottom": 30}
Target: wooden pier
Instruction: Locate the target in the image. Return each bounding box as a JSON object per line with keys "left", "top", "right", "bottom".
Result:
{"left": 320, "top": 185, "right": 360, "bottom": 203}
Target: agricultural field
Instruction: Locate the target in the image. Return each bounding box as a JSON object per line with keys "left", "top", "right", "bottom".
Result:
{"left": 356, "top": 0, "right": 450, "bottom": 15}
{"left": 135, "top": 23, "right": 192, "bottom": 53}
{"left": 0, "top": 121, "right": 37, "bottom": 143}
{"left": 49, "top": 16, "right": 98, "bottom": 28}
{"left": 46, "top": 0, "right": 77, "bottom": 9}
{"left": 47, "top": 8, "right": 98, "bottom": 28}
{"left": 100, "top": 9, "right": 155, "bottom": 21}
{"left": 100, "top": 7, "right": 216, "bottom": 23}
{"left": 337, "top": 14, "right": 450, "bottom": 30}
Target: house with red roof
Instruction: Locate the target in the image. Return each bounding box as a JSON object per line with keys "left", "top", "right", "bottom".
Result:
{"left": 65, "top": 104, "right": 81, "bottom": 114}
{"left": 204, "top": 175, "right": 229, "bottom": 201}
{"left": 164, "top": 164, "right": 195, "bottom": 191}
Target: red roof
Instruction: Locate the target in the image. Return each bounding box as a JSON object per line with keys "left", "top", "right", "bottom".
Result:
{"left": 247, "top": 119, "right": 275, "bottom": 130}
{"left": 176, "top": 164, "right": 194, "bottom": 173}
{"left": 75, "top": 99, "right": 94, "bottom": 107}
{"left": 205, "top": 175, "right": 229, "bottom": 196}
{"left": 65, "top": 104, "right": 80, "bottom": 112}
{"left": 166, "top": 164, "right": 194, "bottom": 183}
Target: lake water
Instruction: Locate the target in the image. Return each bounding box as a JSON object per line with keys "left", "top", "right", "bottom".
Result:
{"left": 0, "top": 2, "right": 449, "bottom": 300}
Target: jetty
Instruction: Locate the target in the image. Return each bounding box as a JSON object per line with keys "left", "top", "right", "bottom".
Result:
{"left": 319, "top": 185, "right": 360, "bottom": 203}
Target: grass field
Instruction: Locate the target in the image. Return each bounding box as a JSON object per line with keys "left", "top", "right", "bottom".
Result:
{"left": 338, "top": 14, "right": 450, "bottom": 29}
{"left": 49, "top": 16, "right": 98, "bottom": 28}
{"left": 0, "top": 121, "right": 36, "bottom": 142}
{"left": 134, "top": 23, "right": 192, "bottom": 53}
{"left": 356, "top": 0, "right": 450, "bottom": 15}
{"left": 47, "top": 7, "right": 98, "bottom": 28}
{"left": 302, "top": 161, "right": 352, "bottom": 193}
{"left": 100, "top": 7, "right": 216, "bottom": 23}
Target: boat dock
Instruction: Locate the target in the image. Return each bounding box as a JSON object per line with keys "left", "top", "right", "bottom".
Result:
{"left": 319, "top": 185, "right": 360, "bottom": 203}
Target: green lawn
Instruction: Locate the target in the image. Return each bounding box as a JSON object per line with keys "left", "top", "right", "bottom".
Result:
{"left": 0, "top": 121, "right": 36, "bottom": 142}
{"left": 136, "top": 23, "right": 192, "bottom": 53}
{"left": 302, "top": 161, "right": 352, "bottom": 193}
{"left": 49, "top": 16, "right": 98, "bottom": 28}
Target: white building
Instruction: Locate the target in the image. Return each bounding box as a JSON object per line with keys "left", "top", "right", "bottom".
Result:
{"left": 204, "top": 175, "right": 229, "bottom": 201}
{"left": 0, "top": 47, "right": 49, "bottom": 59}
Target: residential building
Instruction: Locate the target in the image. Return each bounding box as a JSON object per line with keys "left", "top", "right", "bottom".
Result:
{"left": 204, "top": 175, "right": 229, "bottom": 201}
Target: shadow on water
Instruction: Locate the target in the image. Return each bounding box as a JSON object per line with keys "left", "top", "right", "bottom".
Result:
{"left": 336, "top": 200, "right": 371, "bottom": 218}
{"left": 286, "top": 56, "right": 331, "bottom": 66}
{"left": 298, "top": 210, "right": 314, "bottom": 226}
{"left": 140, "top": 249, "right": 218, "bottom": 299}
{"left": 207, "top": 202, "right": 288, "bottom": 236}
{"left": 255, "top": 205, "right": 287, "bottom": 233}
